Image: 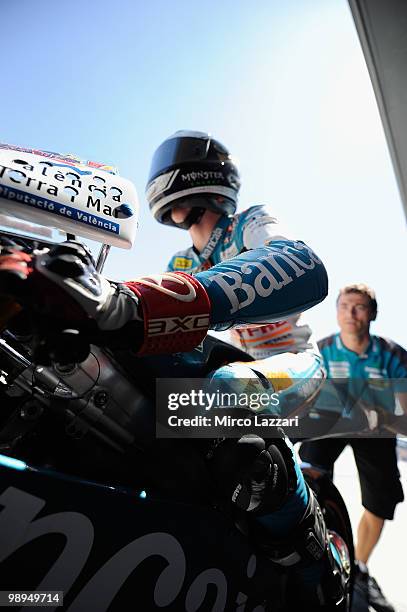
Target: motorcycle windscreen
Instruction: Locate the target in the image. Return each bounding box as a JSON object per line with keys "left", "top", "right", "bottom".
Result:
{"left": 0, "top": 144, "right": 139, "bottom": 249}
{"left": 348, "top": 0, "right": 407, "bottom": 223}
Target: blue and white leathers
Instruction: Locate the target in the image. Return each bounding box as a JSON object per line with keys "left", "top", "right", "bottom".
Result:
{"left": 198, "top": 239, "right": 326, "bottom": 329}
{"left": 167, "top": 206, "right": 334, "bottom": 592}
{"left": 168, "top": 205, "right": 328, "bottom": 330}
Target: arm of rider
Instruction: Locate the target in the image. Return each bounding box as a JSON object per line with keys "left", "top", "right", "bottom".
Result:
{"left": 0, "top": 234, "right": 328, "bottom": 356}
{"left": 227, "top": 205, "right": 316, "bottom": 355}
{"left": 194, "top": 220, "right": 327, "bottom": 331}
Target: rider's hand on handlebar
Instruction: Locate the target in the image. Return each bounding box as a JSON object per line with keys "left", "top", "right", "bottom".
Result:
{"left": 34, "top": 241, "right": 142, "bottom": 330}
{"left": 0, "top": 240, "right": 144, "bottom": 351}
{"left": 0, "top": 242, "right": 33, "bottom": 330}
{"left": 0, "top": 239, "right": 212, "bottom": 357}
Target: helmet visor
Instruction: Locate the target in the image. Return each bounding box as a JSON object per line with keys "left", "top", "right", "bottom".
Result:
{"left": 148, "top": 133, "right": 213, "bottom": 180}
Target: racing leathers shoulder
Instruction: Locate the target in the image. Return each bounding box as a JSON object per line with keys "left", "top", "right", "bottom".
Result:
{"left": 167, "top": 204, "right": 291, "bottom": 274}
{"left": 167, "top": 205, "right": 322, "bottom": 349}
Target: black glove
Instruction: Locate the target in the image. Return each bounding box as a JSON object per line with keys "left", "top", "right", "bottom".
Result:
{"left": 0, "top": 240, "right": 143, "bottom": 362}
{"left": 209, "top": 434, "right": 296, "bottom": 513}
{"left": 0, "top": 239, "right": 211, "bottom": 359}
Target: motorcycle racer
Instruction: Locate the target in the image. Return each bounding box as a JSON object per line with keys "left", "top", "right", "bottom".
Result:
{"left": 147, "top": 130, "right": 315, "bottom": 359}
{"left": 145, "top": 129, "right": 349, "bottom": 607}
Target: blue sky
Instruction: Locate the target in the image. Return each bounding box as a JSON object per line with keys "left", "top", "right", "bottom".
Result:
{"left": 1, "top": 0, "right": 406, "bottom": 346}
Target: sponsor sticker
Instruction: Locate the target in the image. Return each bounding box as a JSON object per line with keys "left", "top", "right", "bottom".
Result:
{"left": 0, "top": 184, "right": 120, "bottom": 234}
{"left": 146, "top": 169, "right": 179, "bottom": 201}
{"left": 0, "top": 143, "right": 117, "bottom": 174}
{"left": 173, "top": 256, "right": 193, "bottom": 270}
{"left": 148, "top": 314, "right": 210, "bottom": 336}
{"left": 0, "top": 144, "right": 138, "bottom": 247}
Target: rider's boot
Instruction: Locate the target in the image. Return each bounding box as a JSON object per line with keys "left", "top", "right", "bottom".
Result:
{"left": 209, "top": 432, "right": 351, "bottom": 607}
{"left": 256, "top": 484, "right": 351, "bottom": 608}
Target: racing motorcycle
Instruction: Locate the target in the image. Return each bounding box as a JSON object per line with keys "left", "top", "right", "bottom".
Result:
{"left": 0, "top": 144, "right": 354, "bottom": 611}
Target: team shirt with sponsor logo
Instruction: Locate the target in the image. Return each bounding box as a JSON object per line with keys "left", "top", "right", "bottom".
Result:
{"left": 318, "top": 333, "right": 407, "bottom": 415}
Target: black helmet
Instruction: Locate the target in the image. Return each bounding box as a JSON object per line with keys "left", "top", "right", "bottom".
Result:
{"left": 145, "top": 130, "right": 241, "bottom": 229}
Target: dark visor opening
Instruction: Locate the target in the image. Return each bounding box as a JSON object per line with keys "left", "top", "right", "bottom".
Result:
{"left": 149, "top": 136, "right": 210, "bottom": 179}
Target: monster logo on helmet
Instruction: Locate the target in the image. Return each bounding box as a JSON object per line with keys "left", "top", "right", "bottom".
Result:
{"left": 145, "top": 130, "right": 241, "bottom": 229}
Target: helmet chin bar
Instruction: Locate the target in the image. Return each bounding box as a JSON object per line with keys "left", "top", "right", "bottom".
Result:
{"left": 179, "top": 207, "right": 206, "bottom": 230}
{"left": 159, "top": 195, "right": 234, "bottom": 229}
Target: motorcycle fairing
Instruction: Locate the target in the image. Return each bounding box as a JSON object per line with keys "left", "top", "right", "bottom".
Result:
{"left": 0, "top": 144, "right": 138, "bottom": 249}
{"left": 0, "top": 464, "right": 278, "bottom": 612}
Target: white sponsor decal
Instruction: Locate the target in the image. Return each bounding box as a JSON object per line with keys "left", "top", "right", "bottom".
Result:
{"left": 181, "top": 171, "right": 224, "bottom": 182}
{"left": 232, "top": 483, "right": 242, "bottom": 503}
{"left": 200, "top": 226, "right": 224, "bottom": 260}
{"left": 0, "top": 155, "right": 131, "bottom": 220}
{"left": 146, "top": 169, "right": 179, "bottom": 201}
{"left": 0, "top": 485, "right": 260, "bottom": 611}
{"left": 329, "top": 362, "right": 351, "bottom": 378}
{"left": 148, "top": 314, "right": 209, "bottom": 336}
{"left": 0, "top": 146, "right": 138, "bottom": 248}
{"left": 136, "top": 272, "right": 196, "bottom": 302}
{"left": 208, "top": 243, "right": 322, "bottom": 314}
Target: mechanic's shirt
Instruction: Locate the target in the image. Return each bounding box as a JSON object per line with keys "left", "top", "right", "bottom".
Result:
{"left": 318, "top": 333, "right": 407, "bottom": 415}
{"left": 167, "top": 205, "right": 327, "bottom": 334}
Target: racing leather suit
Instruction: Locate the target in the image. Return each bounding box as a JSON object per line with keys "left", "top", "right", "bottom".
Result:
{"left": 161, "top": 206, "right": 347, "bottom": 605}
